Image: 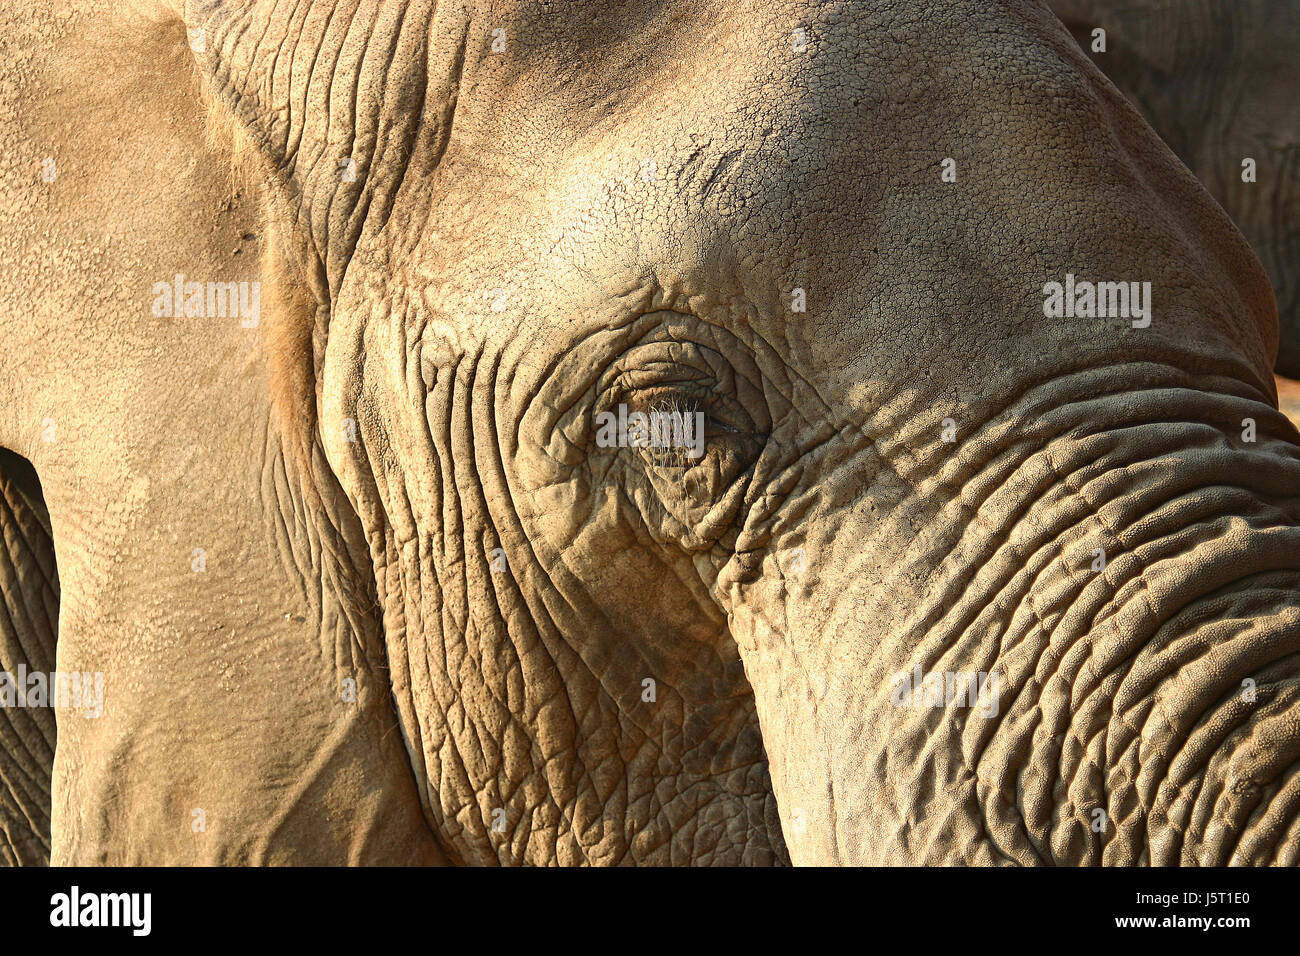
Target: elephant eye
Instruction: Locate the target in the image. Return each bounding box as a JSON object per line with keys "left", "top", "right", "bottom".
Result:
{"left": 588, "top": 331, "right": 769, "bottom": 521}
{"left": 593, "top": 384, "right": 756, "bottom": 471}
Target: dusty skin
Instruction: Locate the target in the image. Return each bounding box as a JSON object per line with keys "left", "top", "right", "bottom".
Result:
{"left": 1, "top": 0, "right": 1299, "bottom": 866}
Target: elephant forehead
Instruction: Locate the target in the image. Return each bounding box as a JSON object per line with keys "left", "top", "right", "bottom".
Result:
{"left": 328, "top": 0, "right": 1269, "bottom": 419}
{"left": 360, "top": 1, "right": 1098, "bottom": 301}
{"left": 448, "top": 0, "right": 1096, "bottom": 153}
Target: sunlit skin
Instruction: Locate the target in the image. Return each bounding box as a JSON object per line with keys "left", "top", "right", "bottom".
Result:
{"left": 1, "top": 0, "right": 1298, "bottom": 866}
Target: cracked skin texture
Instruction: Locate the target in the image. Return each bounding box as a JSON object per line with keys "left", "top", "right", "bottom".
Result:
{"left": 0, "top": 0, "right": 1298, "bottom": 865}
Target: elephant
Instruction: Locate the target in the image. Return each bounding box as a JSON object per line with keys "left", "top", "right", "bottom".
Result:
{"left": 1049, "top": 0, "right": 1300, "bottom": 378}
{"left": 1, "top": 0, "right": 1299, "bottom": 865}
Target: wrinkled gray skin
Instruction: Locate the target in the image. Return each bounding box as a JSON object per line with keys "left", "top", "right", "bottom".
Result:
{"left": 1051, "top": 0, "right": 1300, "bottom": 376}
{"left": 2, "top": 0, "right": 1300, "bottom": 865}
{"left": 0, "top": 449, "right": 56, "bottom": 865}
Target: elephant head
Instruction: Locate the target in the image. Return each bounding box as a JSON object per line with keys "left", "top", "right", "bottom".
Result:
{"left": 168, "top": 0, "right": 1300, "bottom": 865}
{"left": 4, "top": 0, "right": 1298, "bottom": 865}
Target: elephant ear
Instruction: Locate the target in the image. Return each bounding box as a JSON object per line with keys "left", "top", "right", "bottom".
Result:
{"left": 180, "top": 0, "right": 469, "bottom": 457}
{"left": 182, "top": 0, "right": 466, "bottom": 305}
{"left": 0, "top": 450, "right": 58, "bottom": 866}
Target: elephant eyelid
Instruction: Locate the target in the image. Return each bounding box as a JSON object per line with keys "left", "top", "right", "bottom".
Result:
{"left": 704, "top": 413, "right": 741, "bottom": 435}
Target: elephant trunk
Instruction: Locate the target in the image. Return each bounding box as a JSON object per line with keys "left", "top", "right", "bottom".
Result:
{"left": 722, "top": 371, "right": 1300, "bottom": 864}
